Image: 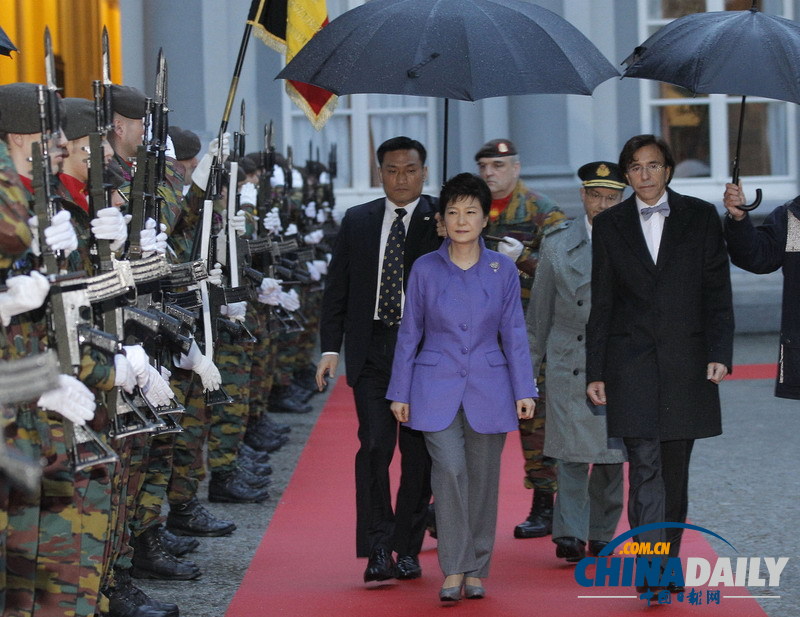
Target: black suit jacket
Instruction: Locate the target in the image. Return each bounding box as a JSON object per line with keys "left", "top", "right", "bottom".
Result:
{"left": 320, "top": 195, "right": 441, "bottom": 386}
{"left": 586, "top": 188, "right": 734, "bottom": 441}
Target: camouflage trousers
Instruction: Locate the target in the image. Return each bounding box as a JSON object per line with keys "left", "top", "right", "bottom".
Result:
{"left": 272, "top": 286, "right": 320, "bottom": 387}
{"left": 247, "top": 310, "right": 276, "bottom": 427}
{"left": 130, "top": 432, "right": 173, "bottom": 538}
{"left": 518, "top": 367, "right": 557, "bottom": 494}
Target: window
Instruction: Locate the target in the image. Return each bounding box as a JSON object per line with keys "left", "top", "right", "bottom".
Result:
{"left": 637, "top": 0, "right": 795, "bottom": 200}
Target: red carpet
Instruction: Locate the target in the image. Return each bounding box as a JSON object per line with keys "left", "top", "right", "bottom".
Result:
{"left": 727, "top": 363, "right": 777, "bottom": 380}
{"left": 226, "top": 379, "right": 773, "bottom": 617}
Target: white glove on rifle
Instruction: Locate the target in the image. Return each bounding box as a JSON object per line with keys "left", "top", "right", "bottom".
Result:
{"left": 497, "top": 236, "right": 524, "bottom": 262}
{"left": 140, "top": 217, "right": 168, "bottom": 256}
{"left": 229, "top": 209, "right": 247, "bottom": 236}
{"left": 304, "top": 201, "right": 317, "bottom": 219}
{"left": 191, "top": 133, "right": 231, "bottom": 189}
{"left": 220, "top": 301, "right": 247, "bottom": 322}
{"left": 141, "top": 364, "right": 173, "bottom": 407}
{"left": 316, "top": 208, "right": 328, "bottom": 224}
{"left": 174, "top": 340, "right": 221, "bottom": 392}
{"left": 164, "top": 134, "right": 176, "bottom": 159}
{"left": 278, "top": 289, "right": 300, "bottom": 312}
{"left": 270, "top": 165, "right": 285, "bottom": 187}
{"left": 256, "top": 277, "right": 282, "bottom": 306}
{"left": 306, "top": 261, "right": 321, "bottom": 282}
{"left": 206, "top": 262, "right": 223, "bottom": 286}
{"left": 303, "top": 229, "right": 324, "bottom": 245}
{"left": 239, "top": 182, "right": 257, "bottom": 207}
{"left": 262, "top": 208, "right": 282, "bottom": 235}
{"left": 91, "top": 207, "right": 131, "bottom": 252}
{"left": 311, "top": 259, "right": 328, "bottom": 276}
{"left": 37, "top": 374, "right": 96, "bottom": 425}
{"left": 284, "top": 223, "right": 298, "bottom": 237}
{"left": 29, "top": 210, "right": 79, "bottom": 255}
{"left": 122, "top": 344, "right": 151, "bottom": 388}
{"left": 0, "top": 272, "right": 51, "bottom": 326}
{"left": 113, "top": 354, "right": 136, "bottom": 393}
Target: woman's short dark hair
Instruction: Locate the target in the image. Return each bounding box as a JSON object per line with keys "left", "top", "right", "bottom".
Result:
{"left": 439, "top": 173, "right": 492, "bottom": 217}
{"left": 618, "top": 134, "right": 676, "bottom": 184}
{"left": 376, "top": 136, "right": 427, "bottom": 166}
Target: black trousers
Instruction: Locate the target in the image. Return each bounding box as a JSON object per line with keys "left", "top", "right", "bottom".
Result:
{"left": 352, "top": 321, "right": 432, "bottom": 558}
{"left": 623, "top": 437, "right": 695, "bottom": 559}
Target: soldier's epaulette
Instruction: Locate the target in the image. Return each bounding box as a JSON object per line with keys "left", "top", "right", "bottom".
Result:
{"left": 543, "top": 219, "right": 573, "bottom": 236}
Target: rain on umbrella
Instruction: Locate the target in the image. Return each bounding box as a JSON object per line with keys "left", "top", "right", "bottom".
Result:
{"left": 621, "top": 2, "right": 800, "bottom": 210}
{"left": 0, "top": 25, "right": 17, "bottom": 57}
{"left": 277, "top": 0, "right": 618, "bottom": 183}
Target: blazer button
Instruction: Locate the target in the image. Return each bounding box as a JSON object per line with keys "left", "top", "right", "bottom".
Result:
{"left": 577, "top": 335, "right": 583, "bottom": 341}
{"left": 461, "top": 346, "right": 468, "bottom": 354}
{"left": 460, "top": 369, "right": 467, "bottom": 377}
{"left": 460, "top": 323, "right": 468, "bottom": 331}
{"left": 577, "top": 300, "right": 584, "bottom": 306}
{"left": 573, "top": 369, "right": 580, "bottom": 376}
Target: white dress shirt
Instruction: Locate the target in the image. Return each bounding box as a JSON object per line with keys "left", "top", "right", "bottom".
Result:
{"left": 636, "top": 191, "right": 668, "bottom": 262}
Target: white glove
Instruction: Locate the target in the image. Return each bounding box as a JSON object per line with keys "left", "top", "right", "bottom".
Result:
{"left": 113, "top": 354, "right": 136, "bottom": 393}
{"left": 37, "top": 374, "right": 96, "bottom": 425}
{"left": 91, "top": 207, "right": 131, "bottom": 252}
{"left": 316, "top": 208, "right": 328, "bottom": 224}
{"left": 311, "top": 259, "right": 328, "bottom": 276}
{"left": 160, "top": 365, "right": 172, "bottom": 382}
{"left": 497, "top": 236, "right": 524, "bottom": 262}
{"left": 174, "top": 340, "right": 221, "bottom": 391}
{"left": 306, "top": 261, "right": 321, "bottom": 282}
{"left": 257, "top": 277, "right": 282, "bottom": 306}
{"left": 141, "top": 364, "right": 173, "bottom": 407}
{"left": 278, "top": 289, "right": 300, "bottom": 312}
{"left": 0, "top": 272, "right": 51, "bottom": 326}
{"left": 230, "top": 209, "right": 247, "bottom": 236}
{"left": 304, "top": 201, "right": 317, "bottom": 219}
{"left": 220, "top": 301, "right": 247, "bottom": 322}
{"left": 139, "top": 217, "right": 168, "bottom": 256}
{"left": 284, "top": 223, "right": 298, "bottom": 237}
{"left": 122, "top": 344, "right": 150, "bottom": 388}
{"left": 191, "top": 133, "right": 231, "bottom": 189}
{"left": 291, "top": 169, "right": 303, "bottom": 188}
{"left": 270, "top": 165, "right": 285, "bottom": 187}
{"left": 262, "top": 208, "right": 282, "bottom": 235}
{"left": 29, "top": 211, "right": 79, "bottom": 255}
{"left": 164, "top": 134, "right": 176, "bottom": 159}
{"left": 206, "top": 262, "right": 223, "bottom": 286}
{"left": 210, "top": 133, "right": 231, "bottom": 160}
{"left": 320, "top": 172, "right": 330, "bottom": 184}
{"left": 240, "top": 182, "right": 257, "bottom": 206}
{"left": 303, "top": 229, "right": 324, "bottom": 245}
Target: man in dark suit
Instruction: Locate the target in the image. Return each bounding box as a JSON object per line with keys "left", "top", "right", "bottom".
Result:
{"left": 586, "top": 135, "right": 734, "bottom": 592}
{"left": 316, "top": 137, "right": 441, "bottom": 583}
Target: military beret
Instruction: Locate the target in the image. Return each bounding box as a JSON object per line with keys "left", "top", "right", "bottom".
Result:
{"left": 168, "top": 126, "right": 201, "bottom": 160}
{"left": 110, "top": 84, "right": 147, "bottom": 119}
{"left": 577, "top": 161, "right": 626, "bottom": 190}
{"left": 62, "top": 97, "right": 96, "bottom": 140}
{"left": 0, "top": 82, "right": 65, "bottom": 135}
{"left": 474, "top": 138, "right": 517, "bottom": 161}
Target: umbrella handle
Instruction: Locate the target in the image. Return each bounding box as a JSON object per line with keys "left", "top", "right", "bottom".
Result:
{"left": 731, "top": 168, "right": 762, "bottom": 212}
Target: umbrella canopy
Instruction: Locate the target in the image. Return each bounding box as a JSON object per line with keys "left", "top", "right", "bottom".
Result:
{"left": 622, "top": 7, "right": 800, "bottom": 104}
{"left": 278, "top": 0, "right": 617, "bottom": 100}
{"left": 0, "top": 25, "right": 17, "bottom": 57}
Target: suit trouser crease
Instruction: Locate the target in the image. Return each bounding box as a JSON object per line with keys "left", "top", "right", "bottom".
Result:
{"left": 352, "top": 322, "right": 431, "bottom": 558}
{"left": 552, "top": 461, "right": 624, "bottom": 542}
{"left": 424, "top": 410, "right": 505, "bottom": 578}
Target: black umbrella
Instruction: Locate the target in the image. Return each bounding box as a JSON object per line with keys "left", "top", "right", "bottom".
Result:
{"left": 277, "top": 0, "right": 617, "bottom": 182}
{"left": 621, "top": 3, "right": 800, "bottom": 210}
{"left": 0, "top": 25, "right": 17, "bottom": 57}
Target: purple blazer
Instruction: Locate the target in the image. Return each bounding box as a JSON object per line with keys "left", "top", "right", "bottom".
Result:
{"left": 387, "top": 238, "right": 538, "bottom": 434}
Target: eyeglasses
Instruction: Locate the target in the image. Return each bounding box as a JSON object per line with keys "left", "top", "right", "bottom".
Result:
{"left": 627, "top": 163, "right": 666, "bottom": 175}
{"left": 585, "top": 189, "right": 623, "bottom": 205}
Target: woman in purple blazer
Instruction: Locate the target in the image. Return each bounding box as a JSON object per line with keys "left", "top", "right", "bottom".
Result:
{"left": 387, "top": 173, "right": 537, "bottom": 602}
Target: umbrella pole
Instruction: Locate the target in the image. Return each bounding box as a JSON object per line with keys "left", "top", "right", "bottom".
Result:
{"left": 442, "top": 98, "right": 449, "bottom": 185}
{"left": 731, "top": 95, "right": 762, "bottom": 211}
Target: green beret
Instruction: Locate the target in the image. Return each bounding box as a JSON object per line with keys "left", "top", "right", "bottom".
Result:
{"left": 474, "top": 138, "right": 518, "bottom": 161}
{"left": 168, "top": 126, "right": 201, "bottom": 160}
{"left": 110, "top": 84, "right": 147, "bottom": 119}
{"left": 62, "top": 97, "right": 96, "bottom": 140}
{"left": 578, "top": 161, "right": 626, "bottom": 190}
{"left": 0, "top": 82, "right": 65, "bottom": 134}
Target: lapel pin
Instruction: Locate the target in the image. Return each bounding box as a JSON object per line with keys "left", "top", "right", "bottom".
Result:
{"left": 490, "top": 261, "right": 500, "bottom": 272}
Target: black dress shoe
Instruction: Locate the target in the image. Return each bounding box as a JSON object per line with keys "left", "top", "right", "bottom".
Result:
{"left": 554, "top": 536, "right": 586, "bottom": 562}
{"left": 167, "top": 497, "right": 237, "bottom": 537}
{"left": 208, "top": 470, "right": 270, "bottom": 503}
{"left": 363, "top": 548, "right": 396, "bottom": 582}
{"left": 588, "top": 540, "right": 612, "bottom": 557}
{"left": 106, "top": 568, "right": 180, "bottom": 617}
{"left": 395, "top": 554, "right": 422, "bottom": 579}
{"left": 159, "top": 525, "right": 199, "bottom": 557}
{"left": 131, "top": 526, "right": 202, "bottom": 580}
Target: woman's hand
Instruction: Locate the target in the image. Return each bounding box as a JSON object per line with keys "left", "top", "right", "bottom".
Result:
{"left": 391, "top": 401, "right": 410, "bottom": 423}
{"left": 516, "top": 398, "right": 535, "bottom": 420}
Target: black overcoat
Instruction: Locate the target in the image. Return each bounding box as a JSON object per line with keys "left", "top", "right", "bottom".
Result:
{"left": 586, "top": 189, "right": 734, "bottom": 440}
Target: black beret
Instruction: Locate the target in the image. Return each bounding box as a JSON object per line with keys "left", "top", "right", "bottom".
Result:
{"left": 577, "top": 161, "right": 626, "bottom": 190}
{"left": 168, "top": 126, "right": 201, "bottom": 160}
{"left": 110, "top": 84, "right": 147, "bottom": 119}
{"left": 0, "top": 82, "right": 65, "bottom": 134}
{"left": 474, "top": 138, "right": 518, "bottom": 161}
{"left": 62, "top": 97, "right": 96, "bottom": 140}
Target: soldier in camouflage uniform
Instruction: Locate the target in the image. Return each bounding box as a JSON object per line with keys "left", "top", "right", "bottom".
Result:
{"left": 475, "top": 139, "right": 566, "bottom": 539}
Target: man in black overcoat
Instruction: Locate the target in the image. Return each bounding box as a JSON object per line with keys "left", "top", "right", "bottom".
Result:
{"left": 586, "top": 135, "right": 734, "bottom": 591}
{"left": 316, "top": 137, "right": 441, "bottom": 583}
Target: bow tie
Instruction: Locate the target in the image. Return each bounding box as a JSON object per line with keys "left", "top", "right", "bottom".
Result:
{"left": 640, "top": 202, "right": 670, "bottom": 221}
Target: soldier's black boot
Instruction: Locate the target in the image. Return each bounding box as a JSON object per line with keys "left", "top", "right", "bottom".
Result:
{"left": 131, "top": 525, "right": 202, "bottom": 580}
{"left": 106, "top": 568, "right": 180, "bottom": 617}
{"left": 244, "top": 424, "right": 288, "bottom": 453}
{"left": 268, "top": 386, "right": 312, "bottom": 414}
{"left": 159, "top": 524, "right": 199, "bottom": 557}
{"left": 513, "top": 490, "right": 554, "bottom": 538}
{"left": 208, "top": 469, "right": 270, "bottom": 503}
{"left": 166, "top": 497, "right": 237, "bottom": 537}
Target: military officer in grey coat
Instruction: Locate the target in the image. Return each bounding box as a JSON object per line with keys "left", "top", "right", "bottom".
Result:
{"left": 527, "top": 162, "right": 627, "bottom": 562}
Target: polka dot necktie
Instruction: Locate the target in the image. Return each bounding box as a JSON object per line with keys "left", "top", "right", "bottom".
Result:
{"left": 378, "top": 208, "right": 407, "bottom": 326}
